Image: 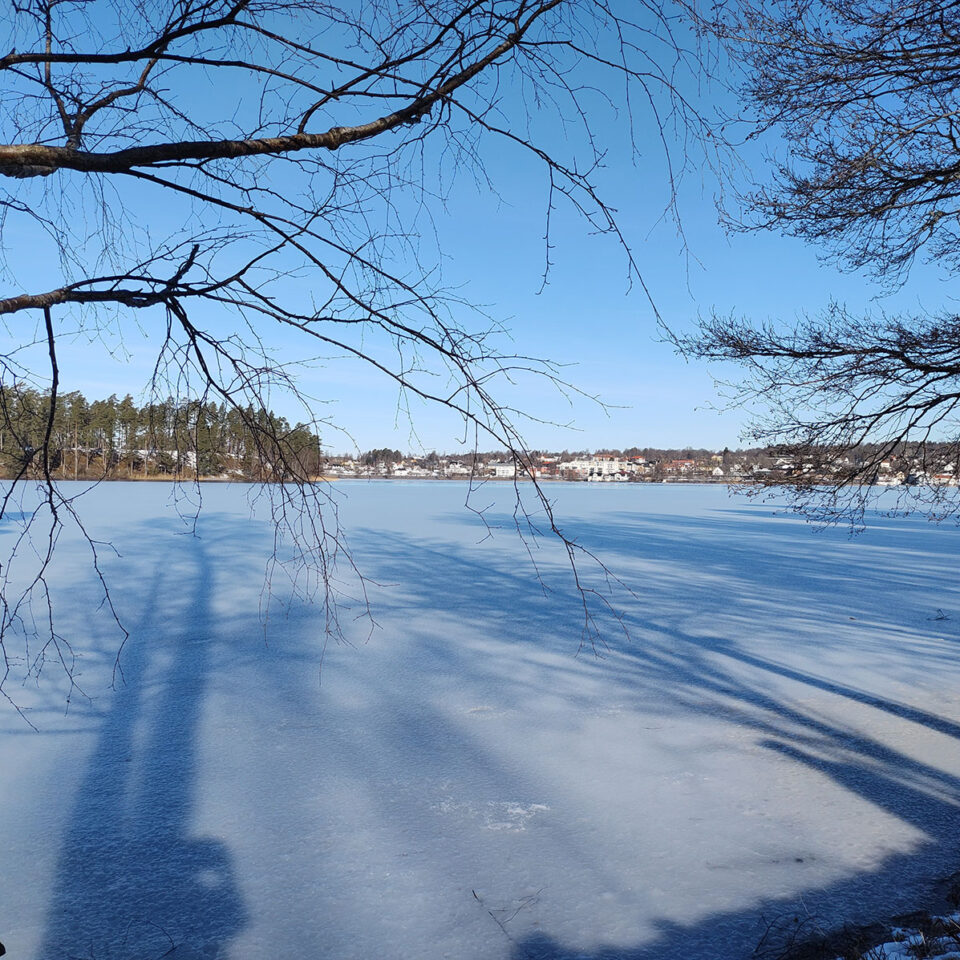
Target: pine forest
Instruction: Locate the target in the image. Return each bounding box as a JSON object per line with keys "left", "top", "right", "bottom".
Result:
{"left": 0, "top": 388, "right": 323, "bottom": 482}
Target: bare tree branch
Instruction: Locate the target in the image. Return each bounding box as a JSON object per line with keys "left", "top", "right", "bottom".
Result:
{"left": 678, "top": 0, "right": 960, "bottom": 525}
{"left": 0, "top": 0, "right": 711, "bottom": 707}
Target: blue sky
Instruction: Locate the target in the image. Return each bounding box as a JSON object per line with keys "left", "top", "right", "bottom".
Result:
{"left": 2, "top": 4, "right": 946, "bottom": 456}
{"left": 279, "top": 123, "right": 941, "bottom": 455}
{"left": 24, "top": 145, "right": 935, "bottom": 456}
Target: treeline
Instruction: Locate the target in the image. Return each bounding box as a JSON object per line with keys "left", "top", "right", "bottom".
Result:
{"left": 0, "top": 387, "right": 322, "bottom": 481}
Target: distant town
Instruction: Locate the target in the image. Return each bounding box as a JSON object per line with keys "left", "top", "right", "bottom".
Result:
{"left": 322, "top": 447, "right": 958, "bottom": 486}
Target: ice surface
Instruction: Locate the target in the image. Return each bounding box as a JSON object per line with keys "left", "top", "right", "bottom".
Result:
{"left": 1, "top": 481, "right": 959, "bottom": 959}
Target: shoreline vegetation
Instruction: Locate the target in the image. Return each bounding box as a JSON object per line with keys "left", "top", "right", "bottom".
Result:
{"left": 774, "top": 891, "right": 960, "bottom": 960}
{"left": 3, "top": 389, "right": 958, "bottom": 488}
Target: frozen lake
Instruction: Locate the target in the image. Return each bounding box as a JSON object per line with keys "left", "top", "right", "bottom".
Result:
{"left": 2, "top": 481, "right": 959, "bottom": 959}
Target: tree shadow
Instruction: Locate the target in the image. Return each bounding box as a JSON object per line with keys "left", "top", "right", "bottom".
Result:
{"left": 17, "top": 484, "right": 960, "bottom": 960}
{"left": 38, "top": 522, "right": 247, "bottom": 960}
{"left": 342, "top": 502, "right": 960, "bottom": 960}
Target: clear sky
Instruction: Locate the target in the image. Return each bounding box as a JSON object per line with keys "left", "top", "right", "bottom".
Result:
{"left": 2, "top": 3, "right": 946, "bottom": 456}
{"left": 259, "top": 132, "right": 941, "bottom": 454}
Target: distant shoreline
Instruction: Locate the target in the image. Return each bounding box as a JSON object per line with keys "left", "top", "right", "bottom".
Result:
{"left": 6, "top": 474, "right": 750, "bottom": 485}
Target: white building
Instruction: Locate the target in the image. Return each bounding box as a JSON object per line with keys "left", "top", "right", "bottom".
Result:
{"left": 487, "top": 461, "right": 516, "bottom": 479}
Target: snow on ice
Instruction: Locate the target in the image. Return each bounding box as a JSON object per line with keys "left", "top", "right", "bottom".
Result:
{"left": 1, "top": 481, "right": 959, "bottom": 960}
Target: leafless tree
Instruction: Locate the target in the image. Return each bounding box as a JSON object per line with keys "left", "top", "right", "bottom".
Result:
{"left": 0, "top": 0, "right": 707, "bottom": 709}
{"left": 677, "top": 0, "right": 960, "bottom": 525}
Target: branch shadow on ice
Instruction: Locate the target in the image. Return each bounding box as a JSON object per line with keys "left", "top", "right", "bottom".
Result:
{"left": 344, "top": 503, "right": 960, "bottom": 960}
{"left": 19, "top": 485, "right": 960, "bottom": 960}
{"left": 38, "top": 521, "right": 247, "bottom": 960}
{"left": 508, "top": 726, "right": 960, "bottom": 959}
